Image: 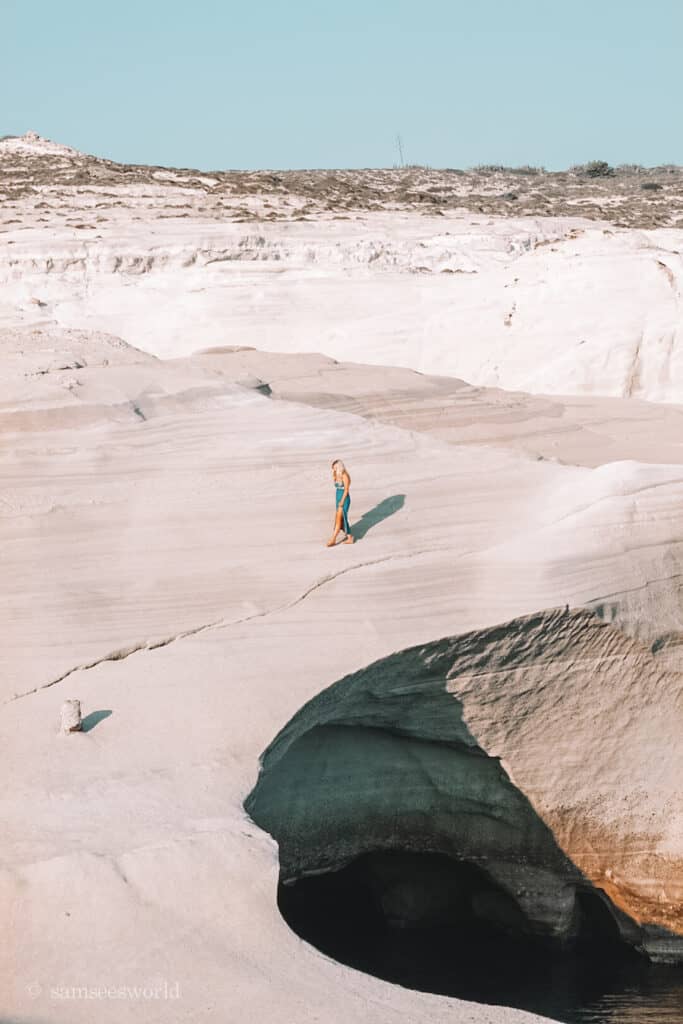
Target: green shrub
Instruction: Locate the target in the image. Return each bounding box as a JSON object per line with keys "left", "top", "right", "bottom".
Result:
{"left": 583, "top": 160, "right": 614, "bottom": 177}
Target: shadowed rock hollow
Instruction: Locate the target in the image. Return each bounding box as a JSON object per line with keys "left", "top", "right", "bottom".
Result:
{"left": 246, "top": 607, "right": 683, "bottom": 963}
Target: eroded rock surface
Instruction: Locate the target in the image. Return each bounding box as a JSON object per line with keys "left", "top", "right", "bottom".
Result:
{"left": 247, "top": 608, "right": 683, "bottom": 962}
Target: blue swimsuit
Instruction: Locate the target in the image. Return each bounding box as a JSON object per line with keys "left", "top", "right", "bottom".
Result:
{"left": 335, "top": 481, "right": 350, "bottom": 533}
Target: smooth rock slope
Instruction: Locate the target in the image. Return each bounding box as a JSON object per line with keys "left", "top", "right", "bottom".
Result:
{"left": 1, "top": 329, "right": 681, "bottom": 1024}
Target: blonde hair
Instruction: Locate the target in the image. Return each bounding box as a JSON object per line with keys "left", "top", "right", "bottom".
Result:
{"left": 331, "top": 459, "right": 346, "bottom": 481}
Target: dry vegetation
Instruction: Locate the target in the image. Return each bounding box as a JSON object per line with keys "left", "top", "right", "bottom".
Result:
{"left": 2, "top": 134, "right": 683, "bottom": 230}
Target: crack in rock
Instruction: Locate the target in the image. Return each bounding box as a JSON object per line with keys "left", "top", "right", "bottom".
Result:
{"left": 586, "top": 570, "right": 683, "bottom": 605}
{"left": 4, "top": 548, "right": 442, "bottom": 706}
{"left": 624, "top": 333, "right": 643, "bottom": 398}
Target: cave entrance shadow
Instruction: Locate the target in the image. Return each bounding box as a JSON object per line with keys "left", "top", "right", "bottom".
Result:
{"left": 351, "top": 494, "right": 405, "bottom": 541}
{"left": 277, "top": 853, "right": 660, "bottom": 1023}
{"left": 245, "top": 608, "right": 683, "bottom": 1023}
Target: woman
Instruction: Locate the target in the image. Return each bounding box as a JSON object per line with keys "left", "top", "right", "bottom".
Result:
{"left": 327, "top": 459, "right": 354, "bottom": 546}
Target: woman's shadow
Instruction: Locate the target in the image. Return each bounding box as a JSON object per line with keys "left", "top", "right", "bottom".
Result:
{"left": 352, "top": 495, "right": 405, "bottom": 541}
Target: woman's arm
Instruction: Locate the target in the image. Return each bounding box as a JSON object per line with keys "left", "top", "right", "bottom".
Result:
{"left": 340, "top": 470, "right": 351, "bottom": 502}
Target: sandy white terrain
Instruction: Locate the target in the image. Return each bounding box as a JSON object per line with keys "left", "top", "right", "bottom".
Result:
{"left": 1, "top": 135, "right": 682, "bottom": 1023}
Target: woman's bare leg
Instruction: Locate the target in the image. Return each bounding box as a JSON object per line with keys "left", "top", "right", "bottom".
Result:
{"left": 341, "top": 506, "right": 354, "bottom": 542}
{"left": 326, "top": 507, "right": 345, "bottom": 546}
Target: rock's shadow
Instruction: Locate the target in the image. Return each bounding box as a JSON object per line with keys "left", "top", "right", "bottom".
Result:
{"left": 351, "top": 494, "right": 405, "bottom": 541}
{"left": 81, "top": 709, "right": 112, "bottom": 732}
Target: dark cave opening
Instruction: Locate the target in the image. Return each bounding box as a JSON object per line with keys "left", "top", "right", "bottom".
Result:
{"left": 278, "top": 850, "right": 681, "bottom": 1024}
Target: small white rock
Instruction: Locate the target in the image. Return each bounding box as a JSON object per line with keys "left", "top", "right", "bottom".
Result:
{"left": 61, "top": 699, "right": 82, "bottom": 733}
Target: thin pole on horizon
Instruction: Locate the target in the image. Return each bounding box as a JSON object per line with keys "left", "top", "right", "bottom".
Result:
{"left": 396, "top": 133, "right": 405, "bottom": 168}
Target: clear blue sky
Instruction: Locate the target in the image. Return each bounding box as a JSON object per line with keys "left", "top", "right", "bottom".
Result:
{"left": 4, "top": 0, "right": 682, "bottom": 170}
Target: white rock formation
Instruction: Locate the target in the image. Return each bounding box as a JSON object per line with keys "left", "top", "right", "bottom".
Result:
{"left": 1, "top": 213, "right": 682, "bottom": 401}
{"left": 1, "top": 140, "right": 682, "bottom": 1022}
{"left": 1, "top": 136, "right": 682, "bottom": 402}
